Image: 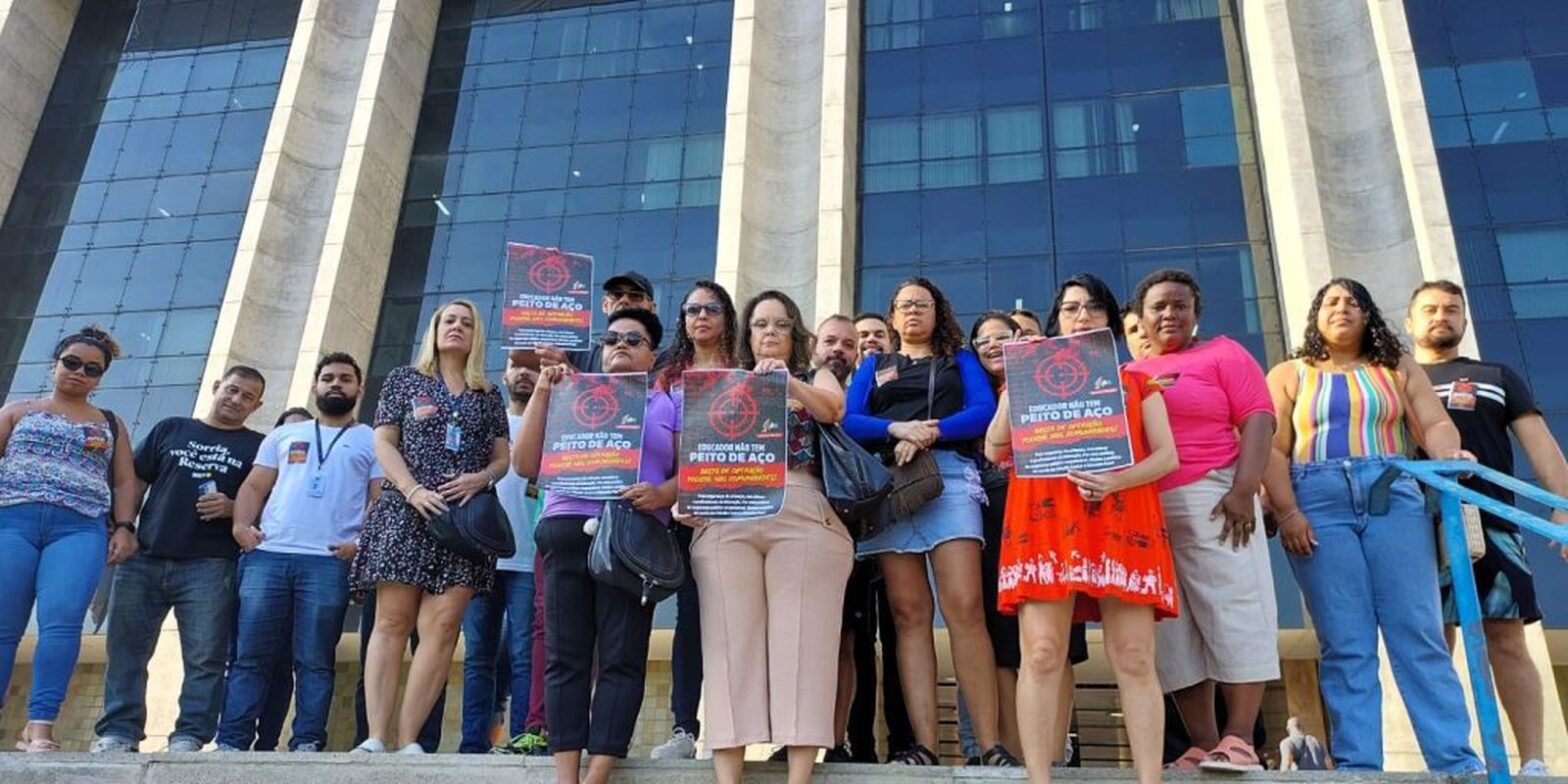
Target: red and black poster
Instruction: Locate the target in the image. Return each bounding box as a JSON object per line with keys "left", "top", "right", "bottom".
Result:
{"left": 539, "top": 373, "right": 647, "bottom": 499}
{"left": 1003, "top": 328, "right": 1134, "bottom": 478}
{"left": 502, "top": 242, "right": 594, "bottom": 350}
{"left": 678, "top": 369, "right": 789, "bottom": 521}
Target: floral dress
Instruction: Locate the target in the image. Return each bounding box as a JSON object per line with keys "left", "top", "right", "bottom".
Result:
{"left": 351, "top": 365, "right": 508, "bottom": 595}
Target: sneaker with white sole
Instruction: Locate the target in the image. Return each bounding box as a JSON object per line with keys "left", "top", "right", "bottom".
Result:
{"left": 213, "top": 743, "right": 243, "bottom": 752}
{"left": 1521, "top": 759, "right": 1551, "bottom": 777}
{"left": 292, "top": 742, "right": 322, "bottom": 753}
{"left": 399, "top": 743, "right": 426, "bottom": 755}
{"left": 165, "top": 737, "right": 203, "bottom": 752}
{"left": 90, "top": 735, "right": 138, "bottom": 754}
{"left": 351, "top": 738, "right": 386, "bottom": 753}
{"left": 649, "top": 728, "right": 697, "bottom": 759}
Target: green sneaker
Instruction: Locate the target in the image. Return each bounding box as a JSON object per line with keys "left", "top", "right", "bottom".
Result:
{"left": 493, "top": 730, "right": 549, "bottom": 756}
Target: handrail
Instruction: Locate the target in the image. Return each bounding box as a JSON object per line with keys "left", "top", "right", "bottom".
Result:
{"left": 1369, "top": 460, "right": 1568, "bottom": 784}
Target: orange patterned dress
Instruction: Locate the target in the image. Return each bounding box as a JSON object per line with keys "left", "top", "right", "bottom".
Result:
{"left": 996, "top": 369, "right": 1178, "bottom": 622}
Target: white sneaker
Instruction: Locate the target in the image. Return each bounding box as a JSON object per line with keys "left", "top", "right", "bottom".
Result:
{"left": 292, "top": 742, "right": 322, "bottom": 753}
{"left": 1521, "top": 759, "right": 1551, "bottom": 777}
{"left": 90, "top": 735, "right": 138, "bottom": 753}
{"left": 165, "top": 737, "right": 203, "bottom": 752}
{"left": 649, "top": 728, "right": 697, "bottom": 760}
{"left": 399, "top": 743, "right": 426, "bottom": 755}
{"left": 351, "top": 738, "right": 386, "bottom": 753}
{"left": 213, "top": 744, "right": 243, "bottom": 752}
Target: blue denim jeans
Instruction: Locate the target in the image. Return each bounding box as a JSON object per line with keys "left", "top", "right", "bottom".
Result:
{"left": 1288, "top": 457, "right": 1482, "bottom": 773}
{"left": 0, "top": 502, "right": 108, "bottom": 721}
{"left": 216, "top": 550, "right": 350, "bottom": 750}
{"left": 96, "top": 556, "right": 235, "bottom": 744}
{"left": 460, "top": 569, "right": 536, "bottom": 752}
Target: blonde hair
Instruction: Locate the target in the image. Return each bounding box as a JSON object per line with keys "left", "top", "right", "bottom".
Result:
{"left": 414, "top": 299, "right": 493, "bottom": 392}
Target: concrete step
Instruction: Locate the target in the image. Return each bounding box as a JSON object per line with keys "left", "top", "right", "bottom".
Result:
{"left": 0, "top": 754, "right": 1515, "bottom": 783}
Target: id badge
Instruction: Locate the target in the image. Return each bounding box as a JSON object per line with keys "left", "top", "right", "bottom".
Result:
{"left": 308, "top": 472, "right": 327, "bottom": 499}
{"left": 445, "top": 422, "right": 462, "bottom": 452}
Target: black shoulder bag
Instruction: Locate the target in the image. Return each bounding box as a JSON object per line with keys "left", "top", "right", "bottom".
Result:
{"left": 588, "top": 499, "right": 687, "bottom": 606}
{"left": 427, "top": 488, "right": 516, "bottom": 560}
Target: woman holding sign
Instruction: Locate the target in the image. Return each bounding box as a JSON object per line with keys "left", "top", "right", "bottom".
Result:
{"left": 1261, "top": 279, "right": 1481, "bottom": 774}
{"left": 356, "top": 300, "right": 510, "bottom": 753}
{"left": 513, "top": 308, "right": 679, "bottom": 784}
{"left": 843, "top": 278, "right": 1017, "bottom": 767}
{"left": 1125, "top": 269, "right": 1279, "bottom": 773}
{"left": 682, "top": 290, "right": 852, "bottom": 784}
{"left": 986, "top": 274, "right": 1178, "bottom": 784}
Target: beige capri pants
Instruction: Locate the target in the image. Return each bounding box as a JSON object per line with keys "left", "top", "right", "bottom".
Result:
{"left": 689, "top": 471, "right": 855, "bottom": 750}
{"left": 1155, "top": 466, "right": 1281, "bottom": 692}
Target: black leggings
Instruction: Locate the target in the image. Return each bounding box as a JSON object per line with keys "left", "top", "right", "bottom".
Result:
{"left": 537, "top": 515, "right": 655, "bottom": 757}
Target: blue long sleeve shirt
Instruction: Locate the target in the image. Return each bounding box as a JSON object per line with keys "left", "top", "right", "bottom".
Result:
{"left": 843, "top": 350, "right": 997, "bottom": 450}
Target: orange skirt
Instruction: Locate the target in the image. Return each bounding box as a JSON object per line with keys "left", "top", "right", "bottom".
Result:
{"left": 997, "top": 474, "right": 1178, "bottom": 622}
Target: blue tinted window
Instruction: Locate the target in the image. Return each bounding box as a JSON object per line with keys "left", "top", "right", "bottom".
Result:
{"left": 0, "top": 0, "right": 301, "bottom": 436}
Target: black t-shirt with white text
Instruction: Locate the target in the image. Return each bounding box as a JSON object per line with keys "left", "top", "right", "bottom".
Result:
{"left": 1422, "top": 357, "right": 1538, "bottom": 533}
{"left": 133, "top": 417, "right": 266, "bottom": 559}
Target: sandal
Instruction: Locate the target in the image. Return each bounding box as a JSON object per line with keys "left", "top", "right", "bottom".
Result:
{"left": 1198, "top": 735, "right": 1264, "bottom": 773}
{"left": 888, "top": 744, "right": 940, "bottom": 765}
{"left": 15, "top": 725, "right": 60, "bottom": 753}
{"left": 980, "top": 745, "right": 1021, "bottom": 767}
{"left": 1166, "top": 745, "right": 1207, "bottom": 771}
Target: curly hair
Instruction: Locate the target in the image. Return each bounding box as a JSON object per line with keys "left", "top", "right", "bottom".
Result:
{"left": 1045, "top": 273, "right": 1122, "bottom": 338}
{"left": 656, "top": 279, "right": 738, "bottom": 390}
{"left": 886, "top": 276, "right": 965, "bottom": 357}
{"left": 54, "top": 324, "right": 121, "bottom": 367}
{"left": 1294, "top": 277, "right": 1404, "bottom": 369}
{"left": 738, "top": 290, "right": 814, "bottom": 374}
{"left": 1130, "top": 267, "right": 1202, "bottom": 319}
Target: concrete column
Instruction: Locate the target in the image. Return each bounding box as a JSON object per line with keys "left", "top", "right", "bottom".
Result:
{"left": 0, "top": 0, "right": 78, "bottom": 221}
{"left": 196, "top": 0, "right": 392, "bottom": 426}
{"left": 813, "top": 0, "right": 858, "bottom": 324}
{"left": 714, "top": 0, "right": 827, "bottom": 315}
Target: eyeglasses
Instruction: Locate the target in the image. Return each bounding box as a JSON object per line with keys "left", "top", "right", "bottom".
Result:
{"left": 750, "top": 319, "right": 794, "bottom": 334}
{"left": 683, "top": 302, "right": 724, "bottom": 318}
{"left": 1060, "top": 301, "right": 1108, "bottom": 318}
{"left": 58, "top": 355, "right": 105, "bottom": 378}
{"left": 599, "top": 331, "right": 650, "bottom": 348}
{"left": 893, "top": 299, "right": 934, "bottom": 314}
{"left": 971, "top": 332, "right": 1016, "bottom": 350}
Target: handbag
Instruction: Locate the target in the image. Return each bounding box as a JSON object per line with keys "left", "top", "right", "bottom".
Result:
{"left": 588, "top": 500, "right": 687, "bottom": 606}
{"left": 882, "top": 358, "right": 945, "bottom": 521}
{"left": 818, "top": 422, "right": 893, "bottom": 538}
{"left": 427, "top": 489, "right": 516, "bottom": 560}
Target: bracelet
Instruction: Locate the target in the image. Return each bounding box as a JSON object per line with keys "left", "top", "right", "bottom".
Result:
{"left": 1276, "top": 508, "right": 1303, "bottom": 526}
{"left": 405, "top": 484, "right": 424, "bottom": 499}
{"left": 111, "top": 521, "right": 135, "bottom": 534}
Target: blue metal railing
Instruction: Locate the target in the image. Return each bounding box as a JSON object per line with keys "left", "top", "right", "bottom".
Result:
{"left": 1368, "top": 460, "right": 1568, "bottom": 784}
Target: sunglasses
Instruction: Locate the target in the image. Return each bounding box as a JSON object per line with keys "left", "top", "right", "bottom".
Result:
{"left": 58, "top": 355, "right": 105, "bottom": 378}
{"left": 682, "top": 302, "right": 724, "bottom": 318}
{"left": 599, "top": 330, "right": 650, "bottom": 348}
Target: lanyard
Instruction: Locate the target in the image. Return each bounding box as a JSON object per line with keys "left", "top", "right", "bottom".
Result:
{"left": 314, "top": 420, "right": 350, "bottom": 470}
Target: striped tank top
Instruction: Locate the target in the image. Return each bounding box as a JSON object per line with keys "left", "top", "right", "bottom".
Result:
{"left": 0, "top": 409, "right": 115, "bottom": 518}
{"left": 1291, "top": 360, "right": 1410, "bottom": 463}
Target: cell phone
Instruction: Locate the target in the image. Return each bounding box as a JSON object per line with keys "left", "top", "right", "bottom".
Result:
{"left": 198, "top": 480, "right": 218, "bottom": 496}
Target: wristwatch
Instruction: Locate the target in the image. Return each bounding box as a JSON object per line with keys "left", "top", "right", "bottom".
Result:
{"left": 111, "top": 521, "right": 136, "bottom": 534}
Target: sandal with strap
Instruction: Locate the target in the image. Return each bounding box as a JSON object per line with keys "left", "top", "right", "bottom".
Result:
{"left": 1198, "top": 735, "right": 1264, "bottom": 773}
{"left": 888, "top": 744, "right": 940, "bottom": 765}
{"left": 980, "top": 745, "right": 1022, "bottom": 767}
{"left": 16, "top": 725, "right": 60, "bottom": 753}
{"left": 1165, "top": 745, "right": 1207, "bottom": 771}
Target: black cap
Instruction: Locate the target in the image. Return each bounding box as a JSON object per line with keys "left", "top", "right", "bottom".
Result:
{"left": 605, "top": 308, "right": 664, "bottom": 349}
{"left": 603, "top": 271, "right": 654, "bottom": 297}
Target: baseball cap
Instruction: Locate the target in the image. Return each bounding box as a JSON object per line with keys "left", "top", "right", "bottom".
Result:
{"left": 603, "top": 271, "right": 654, "bottom": 297}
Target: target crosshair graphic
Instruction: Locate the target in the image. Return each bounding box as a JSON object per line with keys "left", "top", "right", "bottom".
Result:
{"left": 709, "top": 383, "right": 760, "bottom": 440}
{"left": 572, "top": 383, "right": 621, "bottom": 429}
{"left": 528, "top": 254, "right": 573, "bottom": 294}
{"left": 1034, "top": 348, "right": 1090, "bottom": 398}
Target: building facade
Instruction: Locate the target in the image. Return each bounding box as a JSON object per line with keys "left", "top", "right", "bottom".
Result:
{"left": 0, "top": 0, "right": 1565, "bottom": 766}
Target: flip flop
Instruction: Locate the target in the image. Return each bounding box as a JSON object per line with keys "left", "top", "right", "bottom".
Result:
{"left": 1199, "top": 735, "right": 1264, "bottom": 773}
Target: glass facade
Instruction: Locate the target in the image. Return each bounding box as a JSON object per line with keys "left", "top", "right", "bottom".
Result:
{"left": 1406, "top": 0, "right": 1568, "bottom": 619}
{"left": 364, "top": 0, "right": 732, "bottom": 407}
{"left": 0, "top": 0, "right": 300, "bottom": 432}
{"left": 856, "top": 0, "right": 1280, "bottom": 362}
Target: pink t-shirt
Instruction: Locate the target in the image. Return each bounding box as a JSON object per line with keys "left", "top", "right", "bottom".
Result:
{"left": 1127, "top": 336, "right": 1273, "bottom": 491}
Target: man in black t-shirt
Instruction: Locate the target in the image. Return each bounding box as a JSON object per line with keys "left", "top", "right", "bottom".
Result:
{"left": 531, "top": 271, "right": 658, "bottom": 373}
{"left": 91, "top": 367, "right": 267, "bottom": 753}
{"left": 1408, "top": 280, "right": 1568, "bottom": 778}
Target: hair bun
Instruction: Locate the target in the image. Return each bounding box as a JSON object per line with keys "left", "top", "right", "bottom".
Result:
{"left": 73, "top": 324, "right": 122, "bottom": 358}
